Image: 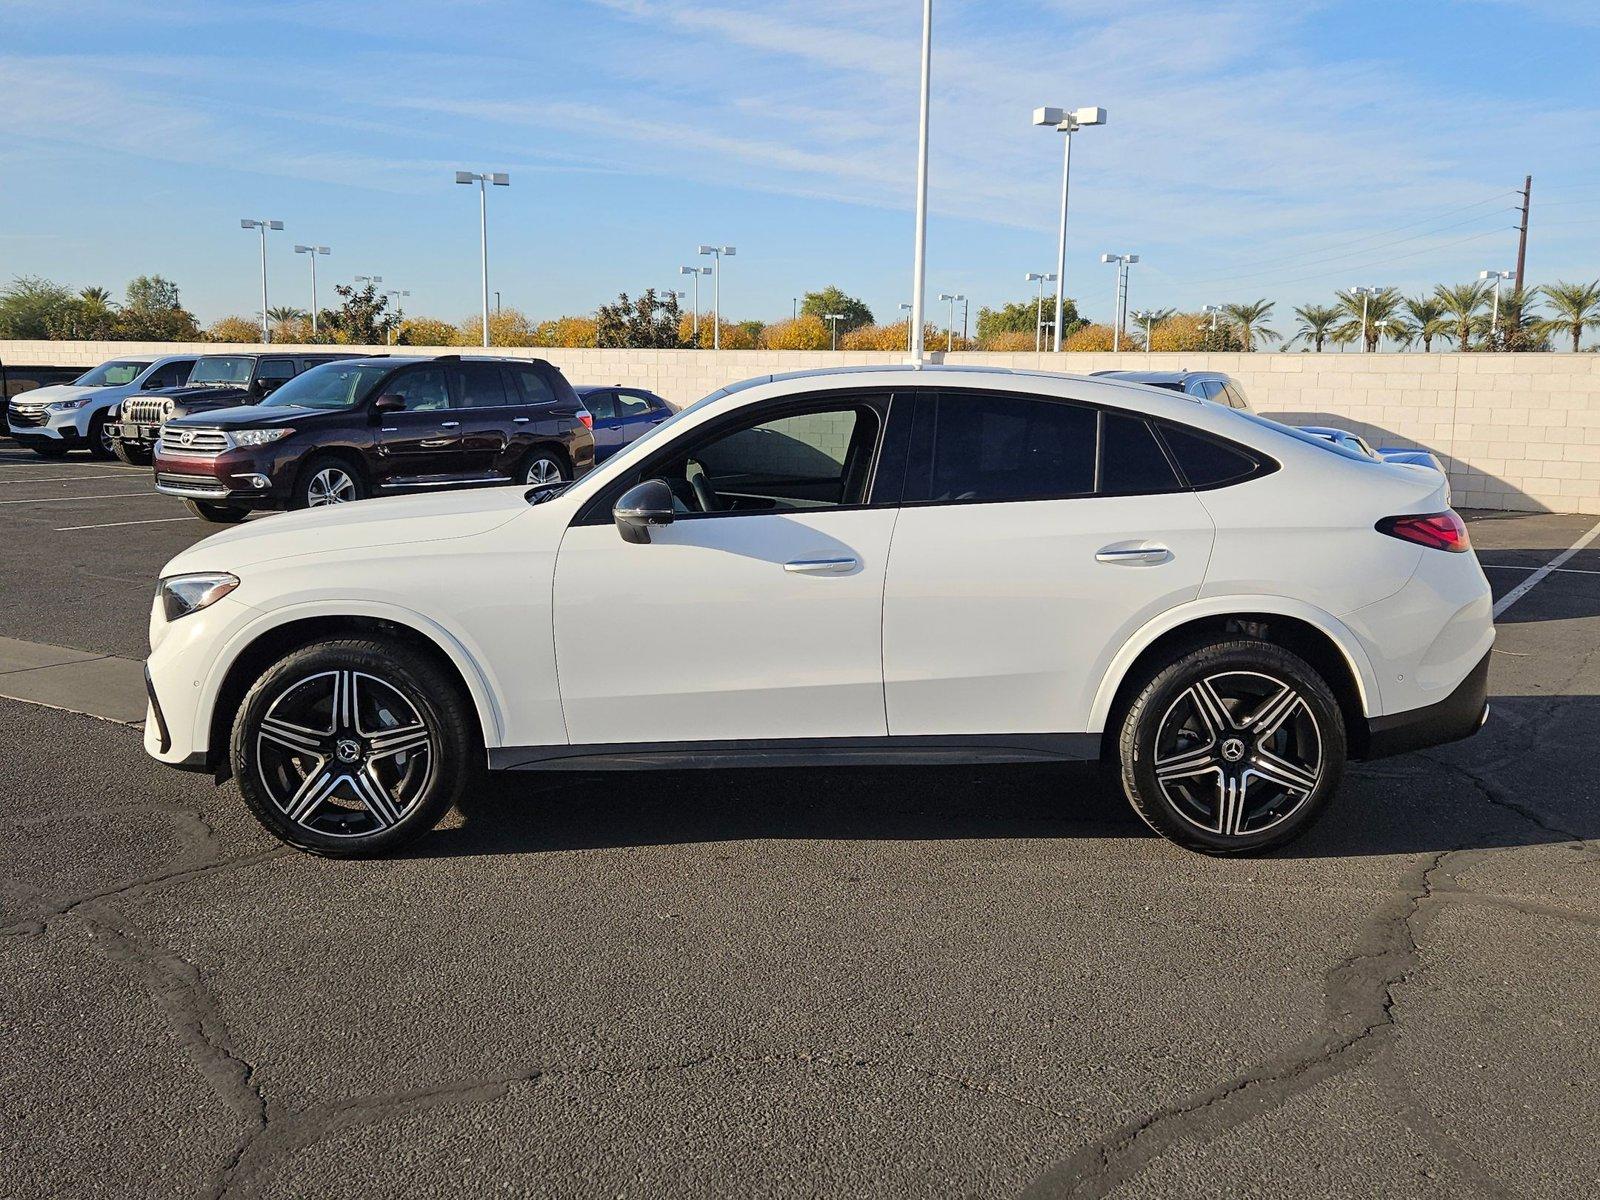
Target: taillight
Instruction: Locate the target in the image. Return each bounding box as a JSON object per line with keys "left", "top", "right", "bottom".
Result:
{"left": 1376, "top": 511, "right": 1470, "bottom": 553}
{"left": 577, "top": 408, "right": 593, "bottom": 430}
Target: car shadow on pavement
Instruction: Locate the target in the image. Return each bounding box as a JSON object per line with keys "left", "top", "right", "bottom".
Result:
{"left": 407, "top": 696, "right": 1594, "bottom": 862}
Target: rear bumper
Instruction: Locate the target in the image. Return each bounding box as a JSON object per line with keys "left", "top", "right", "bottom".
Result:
{"left": 1361, "top": 648, "right": 1490, "bottom": 759}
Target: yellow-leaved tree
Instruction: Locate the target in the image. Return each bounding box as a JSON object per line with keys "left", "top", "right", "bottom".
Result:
{"left": 459, "top": 308, "right": 536, "bottom": 347}
{"left": 534, "top": 316, "right": 598, "bottom": 347}
{"left": 760, "top": 316, "right": 831, "bottom": 350}
{"left": 207, "top": 315, "right": 264, "bottom": 344}
{"left": 394, "top": 317, "right": 464, "bottom": 347}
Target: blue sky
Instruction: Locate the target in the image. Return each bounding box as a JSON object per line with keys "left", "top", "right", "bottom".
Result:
{"left": 2, "top": 0, "right": 1598, "bottom": 333}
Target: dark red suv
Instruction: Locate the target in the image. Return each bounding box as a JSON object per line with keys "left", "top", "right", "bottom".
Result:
{"left": 153, "top": 355, "right": 595, "bottom": 523}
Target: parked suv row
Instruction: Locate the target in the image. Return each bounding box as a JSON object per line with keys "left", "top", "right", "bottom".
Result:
{"left": 109, "top": 352, "right": 359, "bottom": 465}
{"left": 6, "top": 356, "right": 197, "bottom": 458}
{"left": 153, "top": 354, "right": 596, "bottom": 522}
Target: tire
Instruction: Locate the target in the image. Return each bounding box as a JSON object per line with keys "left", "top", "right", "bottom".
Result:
{"left": 112, "top": 439, "right": 152, "bottom": 466}
{"left": 520, "top": 448, "right": 569, "bottom": 487}
{"left": 1118, "top": 639, "right": 1345, "bottom": 856}
{"left": 87, "top": 412, "right": 115, "bottom": 460}
{"left": 29, "top": 441, "right": 69, "bottom": 459}
{"left": 292, "top": 455, "right": 368, "bottom": 510}
{"left": 231, "top": 638, "right": 479, "bottom": 857}
{"left": 185, "top": 499, "right": 250, "bottom": 524}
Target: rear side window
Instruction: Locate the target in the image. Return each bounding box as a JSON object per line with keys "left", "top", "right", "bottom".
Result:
{"left": 459, "top": 362, "right": 509, "bottom": 408}
{"left": 1159, "top": 424, "right": 1264, "bottom": 488}
{"left": 1099, "top": 412, "right": 1182, "bottom": 494}
{"left": 508, "top": 365, "right": 556, "bottom": 406}
{"left": 909, "top": 393, "right": 1096, "bottom": 503}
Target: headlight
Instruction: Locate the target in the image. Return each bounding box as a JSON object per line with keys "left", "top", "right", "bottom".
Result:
{"left": 157, "top": 572, "right": 240, "bottom": 622}
{"left": 232, "top": 428, "right": 294, "bottom": 447}
{"left": 49, "top": 398, "right": 92, "bottom": 411}
{"left": 162, "top": 400, "right": 175, "bottom": 417}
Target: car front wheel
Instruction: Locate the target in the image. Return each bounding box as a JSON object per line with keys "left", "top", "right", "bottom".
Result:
{"left": 1118, "top": 639, "right": 1345, "bottom": 855}
{"left": 293, "top": 457, "right": 368, "bottom": 509}
{"left": 88, "top": 412, "right": 116, "bottom": 459}
{"left": 231, "top": 639, "right": 478, "bottom": 857}
{"left": 112, "top": 439, "right": 152, "bottom": 466}
{"left": 185, "top": 499, "right": 250, "bottom": 524}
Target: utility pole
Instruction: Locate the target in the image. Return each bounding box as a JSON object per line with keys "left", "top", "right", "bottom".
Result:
{"left": 1515, "top": 174, "right": 1532, "bottom": 289}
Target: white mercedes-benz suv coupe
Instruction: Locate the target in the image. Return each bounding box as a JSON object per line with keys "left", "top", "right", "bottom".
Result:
{"left": 143, "top": 366, "right": 1493, "bottom": 857}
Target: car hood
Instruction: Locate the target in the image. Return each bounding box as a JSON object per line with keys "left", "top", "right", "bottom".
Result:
{"left": 8, "top": 385, "right": 97, "bottom": 406}
{"left": 149, "top": 384, "right": 252, "bottom": 405}
{"left": 162, "top": 487, "right": 534, "bottom": 575}
{"left": 167, "top": 403, "right": 318, "bottom": 429}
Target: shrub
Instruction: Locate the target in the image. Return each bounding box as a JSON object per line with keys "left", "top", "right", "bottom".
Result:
{"left": 207, "top": 315, "right": 264, "bottom": 344}
{"left": 394, "top": 317, "right": 464, "bottom": 347}
{"left": 761, "top": 316, "right": 831, "bottom": 350}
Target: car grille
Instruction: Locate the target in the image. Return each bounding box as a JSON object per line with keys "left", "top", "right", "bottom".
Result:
{"left": 156, "top": 473, "right": 230, "bottom": 496}
{"left": 7, "top": 405, "right": 47, "bottom": 428}
{"left": 159, "top": 427, "right": 230, "bottom": 455}
{"left": 122, "top": 397, "right": 170, "bottom": 425}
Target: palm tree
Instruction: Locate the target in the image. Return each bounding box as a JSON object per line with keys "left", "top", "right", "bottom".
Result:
{"left": 1485, "top": 287, "right": 1548, "bottom": 352}
{"left": 1538, "top": 280, "right": 1600, "bottom": 353}
{"left": 1433, "top": 280, "right": 1490, "bottom": 351}
{"left": 1334, "top": 287, "right": 1405, "bottom": 351}
{"left": 1289, "top": 304, "right": 1341, "bottom": 351}
{"left": 1401, "top": 295, "right": 1452, "bottom": 352}
{"left": 267, "top": 305, "right": 307, "bottom": 324}
{"left": 1221, "top": 300, "right": 1280, "bottom": 350}
{"left": 79, "top": 286, "right": 115, "bottom": 308}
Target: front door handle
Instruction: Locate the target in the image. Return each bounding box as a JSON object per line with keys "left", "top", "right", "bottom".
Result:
{"left": 439, "top": 420, "right": 460, "bottom": 428}
{"left": 1095, "top": 544, "right": 1170, "bottom": 565}
{"left": 513, "top": 417, "right": 530, "bottom": 424}
{"left": 784, "top": 557, "right": 858, "bottom": 575}
{"left": 420, "top": 437, "right": 453, "bottom": 447}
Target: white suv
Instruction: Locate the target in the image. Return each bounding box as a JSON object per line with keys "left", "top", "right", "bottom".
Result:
{"left": 6, "top": 355, "right": 196, "bottom": 458}
{"left": 143, "top": 366, "right": 1493, "bottom": 857}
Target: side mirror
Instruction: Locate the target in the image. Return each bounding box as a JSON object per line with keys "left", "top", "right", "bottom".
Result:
{"left": 371, "top": 394, "right": 407, "bottom": 416}
{"left": 613, "top": 478, "right": 675, "bottom": 544}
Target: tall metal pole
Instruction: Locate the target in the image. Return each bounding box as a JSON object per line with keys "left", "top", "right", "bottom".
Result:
{"left": 1052, "top": 130, "right": 1072, "bottom": 352}
{"left": 309, "top": 252, "right": 319, "bottom": 338}
{"left": 1362, "top": 292, "right": 1371, "bottom": 352}
{"left": 1490, "top": 277, "right": 1503, "bottom": 339}
{"left": 258, "top": 223, "right": 270, "bottom": 344}
{"left": 1515, "top": 175, "right": 1532, "bottom": 288}
{"left": 712, "top": 252, "right": 721, "bottom": 350}
{"left": 908, "top": 0, "right": 933, "bottom": 362}
{"left": 1110, "top": 265, "right": 1122, "bottom": 353}
{"left": 1034, "top": 276, "right": 1045, "bottom": 352}
{"left": 478, "top": 178, "right": 490, "bottom": 347}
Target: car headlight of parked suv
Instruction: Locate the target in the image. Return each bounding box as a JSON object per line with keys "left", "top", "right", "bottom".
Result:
{"left": 49, "top": 398, "right": 92, "bottom": 411}
{"left": 231, "top": 428, "right": 294, "bottom": 447}
{"left": 158, "top": 572, "right": 240, "bottom": 622}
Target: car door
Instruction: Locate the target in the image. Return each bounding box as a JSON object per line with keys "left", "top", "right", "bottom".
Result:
{"left": 454, "top": 360, "right": 515, "bottom": 478}
{"left": 582, "top": 390, "right": 623, "bottom": 460}
{"left": 373, "top": 364, "right": 462, "bottom": 485}
{"left": 881, "top": 390, "right": 1216, "bottom": 737}
{"left": 552, "top": 392, "right": 904, "bottom": 745}
{"left": 612, "top": 389, "right": 670, "bottom": 451}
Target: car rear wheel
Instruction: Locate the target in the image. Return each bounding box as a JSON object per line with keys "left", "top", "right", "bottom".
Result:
{"left": 293, "top": 457, "right": 367, "bottom": 510}
{"left": 1118, "top": 639, "right": 1345, "bottom": 855}
{"left": 521, "top": 450, "right": 568, "bottom": 487}
{"left": 112, "top": 439, "right": 151, "bottom": 466}
{"left": 185, "top": 499, "right": 250, "bottom": 524}
{"left": 87, "top": 412, "right": 116, "bottom": 459}
{"left": 231, "top": 639, "right": 478, "bottom": 857}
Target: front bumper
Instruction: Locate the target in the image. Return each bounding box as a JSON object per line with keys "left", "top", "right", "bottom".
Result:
{"left": 153, "top": 445, "right": 293, "bottom": 506}
{"left": 1362, "top": 648, "right": 1490, "bottom": 759}
{"left": 110, "top": 420, "right": 166, "bottom": 450}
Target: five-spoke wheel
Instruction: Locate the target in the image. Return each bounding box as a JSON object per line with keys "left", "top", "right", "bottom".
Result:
{"left": 293, "top": 455, "right": 368, "bottom": 511}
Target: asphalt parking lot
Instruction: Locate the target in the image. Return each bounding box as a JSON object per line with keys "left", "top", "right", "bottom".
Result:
{"left": 2, "top": 446, "right": 1598, "bottom": 1198}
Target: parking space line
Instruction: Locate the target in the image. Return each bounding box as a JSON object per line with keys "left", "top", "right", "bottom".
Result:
{"left": 0, "top": 473, "right": 150, "bottom": 485}
{"left": 55, "top": 516, "right": 197, "bottom": 532}
{"left": 1492, "top": 519, "right": 1600, "bottom": 618}
{"left": 0, "top": 491, "right": 156, "bottom": 506}
{"left": 1482, "top": 564, "right": 1600, "bottom": 577}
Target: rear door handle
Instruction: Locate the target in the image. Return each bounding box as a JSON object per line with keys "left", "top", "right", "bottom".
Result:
{"left": 784, "top": 557, "right": 858, "bottom": 575}
{"left": 439, "top": 420, "right": 460, "bottom": 428}
{"left": 420, "top": 438, "right": 452, "bottom": 447}
{"left": 513, "top": 417, "right": 530, "bottom": 424}
{"left": 1095, "top": 545, "right": 1170, "bottom": 565}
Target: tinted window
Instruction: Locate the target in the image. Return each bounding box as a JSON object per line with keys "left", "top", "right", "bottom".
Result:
{"left": 616, "top": 390, "right": 656, "bottom": 417}
{"left": 155, "top": 361, "right": 194, "bottom": 388}
{"left": 261, "top": 362, "right": 392, "bottom": 409}
{"left": 1160, "top": 424, "right": 1261, "bottom": 487}
{"left": 509, "top": 365, "right": 556, "bottom": 406}
{"left": 189, "top": 357, "right": 254, "bottom": 385}
{"left": 582, "top": 390, "right": 616, "bottom": 420}
{"left": 388, "top": 366, "right": 451, "bottom": 412}
{"left": 1222, "top": 383, "right": 1252, "bottom": 412}
{"left": 912, "top": 393, "right": 1096, "bottom": 503}
{"left": 255, "top": 359, "right": 296, "bottom": 382}
{"left": 1099, "top": 412, "right": 1182, "bottom": 495}
{"left": 459, "top": 362, "right": 508, "bottom": 408}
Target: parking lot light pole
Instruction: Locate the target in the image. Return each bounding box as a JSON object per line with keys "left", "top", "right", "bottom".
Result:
{"left": 1025, "top": 271, "right": 1057, "bottom": 351}
{"left": 938, "top": 293, "right": 963, "bottom": 351}
{"left": 899, "top": 302, "right": 914, "bottom": 352}
{"left": 455, "top": 170, "right": 509, "bottom": 347}
{"left": 1202, "top": 303, "right": 1222, "bottom": 334}
{"left": 679, "top": 265, "right": 711, "bottom": 344}
{"left": 1130, "top": 308, "right": 1155, "bottom": 351}
{"left": 1349, "top": 285, "right": 1381, "bottom": 352}
{"left": 1101, "top": 253, "right": 1138, "bottom": 352}
{"left": 824, "top": 313, "right": 846, "bottom": 351}
{"left": 1033, "top": 105, "right": 1106, "bottom": 351}
{"left": 907, "top": 0, "right": 933, "bottom": 362}
{"left": 293, "top": 245, "right": 330, "bottom": 339}
{"left": 240, "top": 219, "right": 284, "bottom": 343}
{"left": 384, "top": 290, "right": 411, "bottom": 344}
{"left": 697, "top": 245, "right": 736, "bottom": 349}
{"left": 1479, "top": 269, "right": 1515, "bottom": 340}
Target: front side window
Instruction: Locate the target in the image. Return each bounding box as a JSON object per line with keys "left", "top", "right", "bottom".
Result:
{"left": 255, "top": 360, "right": 296, "bottom": 384}
{"left": 387, "top": 366, "right": 452, "bottom": 412}
{"left": 149, "top": 360, "right": 195, "bottom": 389}
{"left": 908, "top": 393, "right": 1096, "bottom": 503}
{"left": 458, "top": 362, "right": 508, "bottom": 408}
{"left": 75, "top": 361, "right": 151, "bottom": 387}
{"left": 189, "top": 357, "right": 255, "bottom": 385}
{"left": 581, "top": 391, "right": 616, "bottom": 420}
{"left": 643, "top": 402, "right": 881, "bottom": 515}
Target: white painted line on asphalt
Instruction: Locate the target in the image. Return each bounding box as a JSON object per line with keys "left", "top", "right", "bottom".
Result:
{"left": 1492, "top": 519, "right": 1600, "bottom": 618}
{"left": 0, "top": 491, "right": 156, "bottom": 505}
{"left": 55, "top": 516, "right": 198, "bottom": 531}
{"left": 0, "top": 473, "right": 150, "bottom": 485}
{"left": 1482, "top": 564, "right": 1600, "bottom": 577}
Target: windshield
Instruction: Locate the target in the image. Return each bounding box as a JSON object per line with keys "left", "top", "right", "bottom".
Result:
{"left": 259, "top": 361, "right": 392, "bottom": 409}
{"left": 1237, "top": 412, "right": 1376, "bottom": 464}
{"left": 189, "top": 357, "right": 255, "bottom": 385}
{"left": 74, "top": 361, "right": 151, "bottom": 387}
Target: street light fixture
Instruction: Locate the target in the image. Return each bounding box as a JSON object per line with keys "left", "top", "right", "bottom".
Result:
{"left": 1349, "top": 285, "right": 1382, "bottom": 352}
{"left": 679, "top": 265, "right": 712, "bottom": 344}
{"left": 824, "top": 313, "right": 845, "bottom": 351}
{"left": 1479, "top": 269, "right": 1515, "bottom": 340}
{"left": 1130, "top": 308, "right": 1156, "bottom": 351}
{"left": 696, "top": 245, "right": 736, "bottom": 349}
{"left": 1033, "top": 104, "right": 1106, "bottom": 351}
{"left": 1100, "top": 253, "right": 1139, "bottom": 352}
{"left": 240, "top": 218, "right": 284, "bottom": 343}
{"left": 899, "top": 302, "right": 914, "bottom": 353}
{"left": 938, "top": 292, "right": 964, "bottom": 352}
{"left": 1201, "top": 303, "right": 1222, "bottom": 335}
{"left": 384, "top": 290, "right": 411, "bottom": 345}
{"left": 1024, "top": 271, "right": 1057, "bottom": 352}
{"left": 293, "top": 244, "right": 330, "bottom": 339}
{"left": 455, "top": 170, "right": 510, "bottom": 348}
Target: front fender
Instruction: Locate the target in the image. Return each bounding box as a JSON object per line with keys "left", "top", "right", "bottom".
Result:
{"left": 1086, "top": 594, "right": 1382, "bottom": 733}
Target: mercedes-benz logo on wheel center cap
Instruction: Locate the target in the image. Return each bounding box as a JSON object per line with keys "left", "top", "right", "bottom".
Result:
{"left": 335, "top": 739, "right": 362, "bottom": 764}
{"left": 1220, "top": 738, "right": 1246, "bottom": 762}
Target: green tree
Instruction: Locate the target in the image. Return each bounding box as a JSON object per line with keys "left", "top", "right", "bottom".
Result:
{"left": 120, "top": 275, "right": 200, "bottom": 341}
{"left": 1288, "top": 304, "right": 1341, "bottom": 351}
{"left": 1485, "top": 287, "right": 1548, "bottom": 352}
{"left": 1402, "top": 294, "right": 1452, "bottom": 351}
{"left": 595, "top": 289, "right": 687, "bottom": 349}
{"left": 317, "top": 282, "right": 395, "bottom": 345}
{"left": 1221, "top": 299, "right": 1280, "bottom": 350}
{"left": 799, "top": 286, "right": 872, "bottom": 333}
{"left": 1433, "top": 280, "right": 1490, "bottom": 351}
{"left": 0, "top": 276, "right": 78, "bottom": 338}
{"left": 975, "top": 295, "right": 1084, "bottom": 345}
{"left": 1538, "top": 280, "right": 1600, "bottom": 353}
{"left": 1335, "top": 287, "right": 1407, "bottom": 351}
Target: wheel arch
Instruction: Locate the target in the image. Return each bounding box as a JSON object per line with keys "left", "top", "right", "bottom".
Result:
{"left": 197, "top": 603, "right": 503, "bottom": 778}
{"left": 1091, "top": 598, "right": 1379, "bottom": 761}
{"left": 295, "top": 447, "right": 370, "bottom": 495}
